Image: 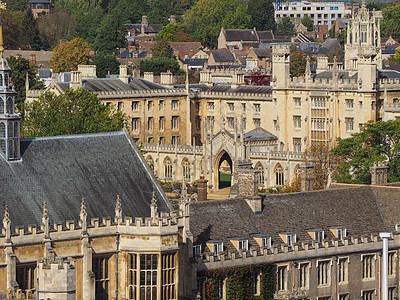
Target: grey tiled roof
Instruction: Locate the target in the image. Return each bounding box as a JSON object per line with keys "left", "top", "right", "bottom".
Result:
{"left": 224, "top": 29, "right": 258, "bottom": 42}
{"left": 211, "top": 51, "right": 235, "bottom": 63}
{"left": 0, "top": 131, "right": 170, "bottom": 228}
{"left": 209, "top": 84, "right": 272, "bottom": 94}
{"left": 190, "top": 186, "right": 389, "bottom": 252}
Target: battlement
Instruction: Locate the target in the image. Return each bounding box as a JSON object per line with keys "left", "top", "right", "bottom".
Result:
{"left": 249, "top": 150, "right": 304, "bottom": 161}
{"left": 287, "top": 76, "right": 358, "bottom": 90}
{"left": 197, "top": 231, "right": 400, "bottom": 271}
{"left": 0, "top": 204, "right": 185, "bottom": 246}
{"left": 197, "top": 90, "right": 272, "bottom": 101}
{"left": 96, "top": 88, "right": 187, "bottom": 99}
{"left": 142, "top": 143, "right": 203, "bottom": 155}
{"left": 272, "top": 45, "right": 290, "bottom": 54}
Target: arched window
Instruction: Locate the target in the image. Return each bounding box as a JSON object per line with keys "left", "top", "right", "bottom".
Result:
{"left": 0, "top": 97, "right": 4, "bottom": 114}
{"left": 7, "top": 123, "right": 12, "bottom": 138}
{"left": 182, "top": 159, "right": 191, "bottom": 180}
{"left": 164, "top": 158, "right": 173, "bottom": 180}
{"left": 294, "top": 165, "right": 301, "bottom": 179}
{"left": 146, "top": 156, "right": 154, "bottom": 171}
{"left": 256, "top": 163, "right": 264, "bottom": 186}
{"left": 6, "top": 96, "right": 13, "bottom": 114}
{"left": 0, "top": 122, "right": 5, "bottom": 153}
{"left": 4, "top": 74, "right": 9, "bottom": 87}
{"left": 275, "top": 164, "right": 284, "bottom": 186}
{"left": 0, "top": 74, "right": 3, "bottom": 87}
{"left": 13, "top": 122, "right": 19, "bottom": 138}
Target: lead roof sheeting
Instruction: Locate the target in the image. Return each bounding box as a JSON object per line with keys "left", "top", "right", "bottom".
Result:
{"left": 0, "top": 131, "right": 170, "bottom": 228}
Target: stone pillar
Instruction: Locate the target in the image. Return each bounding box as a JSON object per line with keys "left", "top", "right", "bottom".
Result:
{"left": 230, "top": 160, "right": 262, "bottom": 213}
{"left": 160, "top": 70, "right": 173, "bottom": 87}
{"left": 370, "top": 165, "right": 389, "bottom": 185}
{"left": 5, "top": 248, "right": 17, "bottom": 291}
{"left": 197, "top": 176, "right": 208, "bottom": 201}
{"left": 300, "top": 165, "right": 315, "bottom": 192}
{"left": 82, "top": 240, "right": 95, "bottom": 300}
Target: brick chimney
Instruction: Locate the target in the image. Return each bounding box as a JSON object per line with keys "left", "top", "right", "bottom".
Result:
{"left": 370, "top": 164, "right": 389, "bottom": 185}
{"left": 300, "top": 164, "right": 315, "bottom": 192}
{"left": 29, "top": 54, "right": 36, "bottom": 65}
{"left": 196, "top": 176, "right": 208, "bottom": 201}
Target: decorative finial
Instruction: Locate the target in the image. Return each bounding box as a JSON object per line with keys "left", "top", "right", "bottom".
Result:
{"left": 0, "top": 1, "right": 6, "bottom": 58}
{"left": 115, "top": 195, "right": 122, "bottom": 218}
{"left": 80, "top": 198, "right": 87, "bottom": 218}
{"left": 150, "top": 191, "right": 158, "bottom": 221}
{"left": 42, "top": 202, "right": 48, "bottom": 220}
{"left": 3, "top": 204, "right": 9, "bottom": 224}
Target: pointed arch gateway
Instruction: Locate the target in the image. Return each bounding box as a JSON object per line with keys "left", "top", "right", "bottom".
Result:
{"left": 214, "top": 150, "right": 233, "bottom": 189}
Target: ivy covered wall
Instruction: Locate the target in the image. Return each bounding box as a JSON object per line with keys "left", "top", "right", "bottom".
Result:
{"left": 200, "top": 263, "right": 276, "bottom": 300}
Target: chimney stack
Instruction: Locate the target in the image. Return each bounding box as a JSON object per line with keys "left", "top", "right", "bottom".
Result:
{"left": 196, "top": 176, "right": 208, "bottom": 201}
{"left": 370, "top": 164, "right": 389, "bottom": 185}
{"left": 300, "top": 165, "right": 315, "bottom": 192}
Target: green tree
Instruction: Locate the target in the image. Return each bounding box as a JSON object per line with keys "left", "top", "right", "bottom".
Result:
{"left": 289, "top": 44, "right": 307, "bottom": 77}
{"left": 367, "top": 1, "right": 388, "bottom": 11}
{"left": 93, "top": 52, "right": 120, "bottom": 78}
{"left": 332, "top": 120, "right": 400, "bottom": 184}
{"left": 138, "top": 57, "right": 184, "bottom": 76}
{"left": 22, "top": 88, "right": 125, "bottom": 137}
{"left": 275, "top": 16, "right": 295, "bottom": 36}
{"left": 50, "top": 37, "right": 91, "bottom": 72}
{"left": 21, "top": 8, "right": 43, "bottom": 50}
{"left": 38, "top": 9, "right": 77, "bottom": 49}
{"left": 158, "top": 23, "right": 186, "bottom": 41}
{"left": 76, "top": 7, "right": 104, "bottom": 45}
{"left": 150, "top": 40, "right": 174, "bottom": 58}
{"left": 381, "top": 3, "right": 400, "bottom": 39}
{"left": 248, "top": 0, "right": 276, "bottom": 31}
{"left": 301, "top": 15, "right": 314, "bottom": 32}
{"left": 7, "top": 56, "right": 44, "bottom": 109}
{"left": 2, "top": 10, "right": 24, "bottom": 49}
{"left": 5, "top": 0, "right": 27, "bottom": 12}
{"left": 93, "top": 9, "right": 126, "bottom": 53}
{"left": 184, "top": 0, "right": 251, "bottom": 48}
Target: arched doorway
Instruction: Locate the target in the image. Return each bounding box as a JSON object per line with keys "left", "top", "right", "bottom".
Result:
{"left": 217, "top": 152, "right": 232, "bottom": 189}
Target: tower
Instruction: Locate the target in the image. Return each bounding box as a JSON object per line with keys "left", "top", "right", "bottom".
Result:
{"left": 272, "top": 45, "right": 290, "bottom": 89}
{"left": 0, "top": 3, "right": 21, "bottom": 161}
{"left": 344, "top": 0, "right": 382, "bottom": 74}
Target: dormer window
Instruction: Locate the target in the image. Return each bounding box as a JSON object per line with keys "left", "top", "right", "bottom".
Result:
{"left": 279, "top": 233, "right": 296, "bottom": 248}
{"left": 230, "top": 238, "right": 248, "bottom": 252}
{"left": 193, "top": 245, "right": 202, "bottom": 256}
{"left": 308, "top": 229, "right": 324, "bottom": 244}
{"left": 251, "top": 234, "right": 271, "bottom": 249}
{"left": 329, "top": 226, "right": 347, "bottom": 241}
{"left": 206, "top": 241, "right": 223, "bottom": 256}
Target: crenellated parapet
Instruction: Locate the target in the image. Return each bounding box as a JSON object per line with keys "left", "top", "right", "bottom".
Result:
{"left": 196, "top": 90, "right": 272, "bottom": 101}
{"left": 197, "top": 231, "right": 400, "bottom": 271}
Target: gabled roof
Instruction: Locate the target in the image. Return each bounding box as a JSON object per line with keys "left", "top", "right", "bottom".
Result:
{"left": 210, "top": 51, "right": 236, "bottom": 63}
{"left": 243, "top": 127, "right": 277, "bottom": 141}
{"left": 224, "top": 29, "right": 258, "bottom": 42}
{"left": 190, "top": 186, "right": 389, "bottom": 252}
{"left": 251, "top": 48, "right": 272, "bottom": 59}
{"left": 320, "top": 37, "right": 341, "bottom": 51}
{"left": 0, "top": 131, "right": 170, "bottom": 227}
{"left": 257, "top": 30, "right": 274, "bottom": 41}
{"left": 125, "top": 24, "right": 163, "bottom": 35}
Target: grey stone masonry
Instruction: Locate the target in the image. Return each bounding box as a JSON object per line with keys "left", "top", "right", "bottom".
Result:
{"left": 300, "top": 165, "right": 315, "bottom": 192}
{"left": 370, "top": 164, "right": 389, "bottom": 185}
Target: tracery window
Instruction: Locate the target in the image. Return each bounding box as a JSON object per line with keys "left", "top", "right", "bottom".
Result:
{"left": 17, "top": 264, "right": 35, "bottom": 293}
{"left": 93, "top": 256, "right": 110, "bottom": 300}
{"left": 256, "top": 163, "right": 264, "bottom": 186}
{"left": 275, "top": 164, "right": 284, "bottom": 186}
{"left": 0, "top": 122, "right": 6, "bottom": 153}
{"left": 182, "top": 159, "right": 190, "bottom": 180}
{"left": 164, "top": 158, "right": 172, "bottom": 180}
{"left": 6, "top": 96, "right": 13, "bottom": 114}
{"left": 162, "top": 253, "right": 176, "bottom": 299}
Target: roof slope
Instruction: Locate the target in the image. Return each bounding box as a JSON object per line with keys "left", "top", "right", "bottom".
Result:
{"left": 190, "top": 186, "right": 387, "bottom": 251}
{"left": 0, "top": 131, "right": 170, "bottom": 227}
{"left": 224, "top": 29, "right": 258, "bottom": 42}
{"left": 210, "top": 51, "right": 236, "bottom": 63}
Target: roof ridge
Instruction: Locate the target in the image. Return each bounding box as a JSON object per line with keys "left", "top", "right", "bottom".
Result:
{"left": 21, "top": 131, "right": 124, "bottom": 141}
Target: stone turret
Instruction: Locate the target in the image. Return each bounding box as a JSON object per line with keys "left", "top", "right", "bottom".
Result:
{"left": 272, "top": 45, "right": 290, "bottom": 89}
{"left": 370, "top": 163, "right": 388, "bottom": 185}
{"left": 300, "top": 164, "right": 315, "bottom": 192}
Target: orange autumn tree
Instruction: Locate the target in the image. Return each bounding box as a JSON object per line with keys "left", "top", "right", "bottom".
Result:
{"left": 50, "top": 37, "right": 91, "bottom": 73}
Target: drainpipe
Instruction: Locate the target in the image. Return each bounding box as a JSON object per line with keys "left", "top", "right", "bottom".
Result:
{"left": 380, "top": 232, "right": 391, "bottom": 300}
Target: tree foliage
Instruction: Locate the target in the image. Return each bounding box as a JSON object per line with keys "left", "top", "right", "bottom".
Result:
{"left": 381, "top": 3, "right": 400, "bottom": 39}
{"left": 332, "top": 120, "right": 400, "bottom": 184}
{"left": 275, "top": 16, "right": 295, "bottom": 36}
{"left": 21, "top": 8, "right": 43, "bottom": 50}
{"left": 158, "top": 23, "right": 187, "bottom": 42}
{"left": 38, "top": 9, "right": 77, "bottom": 49}
{"left": 7, "top": 56, "right": 44, "bottom": 108}
{"left": 5, "top": 0, "right": 27, "bottom": 12}
{"left": 93, "top": 9, "right": 126, "bottom": 53}
{"left": 289, "top": 44, "right": 307, "bottom": 77}
{"left": 150, "top": 40, "right": 175, "bottom": 59}
{"left": 248, "top": 0, "right": 276, "bottom": 31}
{"left": 138, "top": 57, "right": 183, "bottom": 76}
{"left": 184, "top": 0, "right": 251, "bottom": 48}
{"left": 301, "top": 15, "right": 314, "bottom": 32}
{"left": 50, "top": 37, "right": 91, "bottom": 73}
{"left": 22, "top": 88, "right": 125, "bottom": 137}
{"left": 93, "top": 52, "right": 120, "bottom": 78}
{"left": 2, "top": 10, "right": 23, "bottom": 50}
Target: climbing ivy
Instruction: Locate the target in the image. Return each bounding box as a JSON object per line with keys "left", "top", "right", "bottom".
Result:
{"left": 201, "top": 263, "right": 276, "bottom": 300}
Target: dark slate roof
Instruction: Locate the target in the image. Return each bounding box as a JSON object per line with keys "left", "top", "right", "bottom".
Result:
{"left": 243, "top": 127, "right": 277, "bottom": 141}
{"left": 257, "top": 31, "right": 274, "bottom": 41}
{"left": 57, "top": 82, "right": 70, "bottom": 92}
{"left": 211, "top": 51, "right": 235, "bottom": 63}
{"left": 190, "top": 186, "right": 388, "bottom": 252}
{"left": 0, "top": 131, "right": 170, "bottom": 228}
{"left": 208, "top": 84, "right": 272, "bottom": 94}
{"left": 173, "top": 83, "right": 210, "bottom": 92}
{"left": 224, "top": 29, "right": 258, "bottom": 42}
{"left": 128, "top": 78, "right": 167, "bottom": 90}
{"left": 378, "top": 69, "right": 400, "bottom": 79}
{"left": 320, "top": 38, "right": 341, "bottom": 52}
{"left": 38, "top": 68, "right": 52, "bottom": 79}
{"left": 118, "top": 49, "right": 132, "bottom": 59}
{"left": 126, "top": 24, "right": 163, "bottom": 34}
{"left": 83, "top": 78, "right": 132, "bottom": 92}
{"left": 252, "top": 48, "right": 272, "bottom": 59}
{"left": 183, "top": 58, "right": 208, "bottom": 67}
